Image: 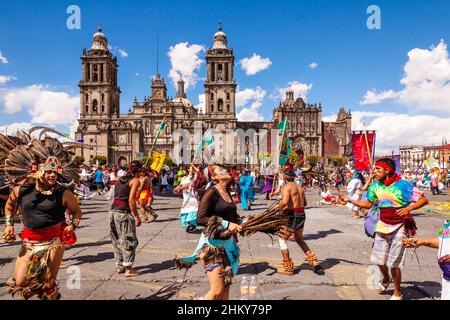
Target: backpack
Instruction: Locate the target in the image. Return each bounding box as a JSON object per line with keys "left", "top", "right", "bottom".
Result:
{"left": 364, "top": 206, "right": 380, "bottom": 238}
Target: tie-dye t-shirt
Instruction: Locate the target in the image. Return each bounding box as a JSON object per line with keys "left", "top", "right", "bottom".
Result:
{"left": 367, "top": 179, "right": 422, "bottom": 234}
{"left": 366, "top": 179, "right": 419, "bottom": 208}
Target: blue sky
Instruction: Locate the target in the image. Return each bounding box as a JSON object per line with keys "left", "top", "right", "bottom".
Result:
{"left": 1, "top": 0, "right": 450, "bottom": 154}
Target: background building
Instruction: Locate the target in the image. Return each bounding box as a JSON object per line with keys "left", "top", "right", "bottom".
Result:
{"left": 75, "top": 25, "right": 351, "bottom": 166}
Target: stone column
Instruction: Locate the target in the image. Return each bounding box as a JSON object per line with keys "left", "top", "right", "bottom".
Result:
{"left": 215, "top": 63, "right": 218, "bottom": 82}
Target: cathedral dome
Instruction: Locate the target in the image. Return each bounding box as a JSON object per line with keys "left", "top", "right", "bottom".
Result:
{"left": 91, "top": 24, "right": 109, "bottom": 51}
{"left": 212, "top": 24, "right": 227, "bottom": 49}
{"left": 173, "top": 97, "right": 194, "bottom": 108}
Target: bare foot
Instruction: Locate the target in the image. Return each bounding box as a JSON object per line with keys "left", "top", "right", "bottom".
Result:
{"left": 117, "top": 268, "right": 125, "bottom": 274}
{"left": 124, "top": 268, "right": 141, "bottom": 277}
{"left": 59, "top": 263, "right": 70, "bottom": 269}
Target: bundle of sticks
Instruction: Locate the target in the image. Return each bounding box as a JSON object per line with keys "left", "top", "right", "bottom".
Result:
{"left": 204, "top": 200, "right": 288, "bottom": 239}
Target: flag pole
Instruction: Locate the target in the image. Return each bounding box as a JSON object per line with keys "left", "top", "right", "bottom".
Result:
{"left": 362, "top": 123, "right": 373, "bottom": 169}
{"left": 268, "top": 115, "right": 288, "bottom": 207}
{"left": 145, "top": 116, "right": 166, "bottom": 167}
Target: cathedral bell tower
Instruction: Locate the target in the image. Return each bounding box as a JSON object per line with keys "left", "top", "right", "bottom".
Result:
{"left": 204, "top": 24, "right": 237, "bottom": 122}
{"left": 79, "top": 25, "right": 121, "bottom": 119}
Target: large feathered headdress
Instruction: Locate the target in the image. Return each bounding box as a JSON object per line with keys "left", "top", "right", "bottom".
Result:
{"left": 0, "top": 126, "right": 81, "bottom": 188}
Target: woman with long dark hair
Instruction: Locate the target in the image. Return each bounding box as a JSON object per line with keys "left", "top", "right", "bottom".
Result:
{"left": 174, "top": 165, "right": 242, "bottom": 300}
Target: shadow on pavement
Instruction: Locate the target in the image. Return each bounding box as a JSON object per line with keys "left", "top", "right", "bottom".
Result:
{"left": 238, "top": 262, "right": 276, "bottom": 275}
{"left": 401, "top": 280, "right": 442, "bottom": 300}
{"left": 69, "top": 251, "right": 114, "bottom": 265}
{"left": 0, "top": 257, "right": 14, "bottom": 266}
{"left": 68, "top": 239, "right": 111, "bottom": 249}
{"left": 302, "top": 229, "right": 343, "bottom": 241}
{"left": 134, "top": 259, "right": 176, "bottom": 275}
{"left": 139, "top": 283, "right": 180, "bottom": 300}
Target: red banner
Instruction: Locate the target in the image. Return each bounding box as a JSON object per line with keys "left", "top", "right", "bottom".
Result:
{"left": 352, "top": 131, "right": 376, "bottom": 171}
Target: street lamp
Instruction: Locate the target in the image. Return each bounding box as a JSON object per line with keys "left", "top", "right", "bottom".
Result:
{"left": 443, "top": 137, "right": 448, "bottom": 170}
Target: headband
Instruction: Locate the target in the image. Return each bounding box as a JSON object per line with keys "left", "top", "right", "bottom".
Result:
{"left": 375, "top": 161, "right": 395, "bottom": 173}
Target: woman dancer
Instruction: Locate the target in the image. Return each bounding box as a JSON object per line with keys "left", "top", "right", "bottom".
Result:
{"left": 174, "top": 165, "right": 242, "bottom": 300}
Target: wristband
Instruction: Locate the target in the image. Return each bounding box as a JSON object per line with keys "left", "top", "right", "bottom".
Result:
{"left": 6, "top": 215, "right": 13, "bottom": 226}
{"left": 221, "top": 220, "right": 230, "bottom": 229}
{"left": 347, "top": 199, "right": 352, "bottom": 204}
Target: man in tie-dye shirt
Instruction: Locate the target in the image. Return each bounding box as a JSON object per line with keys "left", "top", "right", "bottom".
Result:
{"left": 339, "top": 158, "right": 428, "bottom": 300}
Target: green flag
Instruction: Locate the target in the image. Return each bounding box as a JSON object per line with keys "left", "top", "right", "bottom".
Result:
{"left": 278, "top": 116, "right": 288, "bottom": 132}
{"left": 195, "top": 129, "right": 214, "bottom": 155}
{"left": 157, "top": 119, "right": 167, "bottom": 133}
{"left": 63, "top": 133, "right": 70, "bottom": 138}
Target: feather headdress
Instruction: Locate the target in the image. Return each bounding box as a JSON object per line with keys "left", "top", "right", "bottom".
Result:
{"left": 0, "top": 126, "right": 81, "bottom": 188}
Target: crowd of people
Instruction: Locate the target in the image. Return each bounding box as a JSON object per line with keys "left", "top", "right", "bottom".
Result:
{"left": 0, "top": 129, "right": 448, "bottom": 301}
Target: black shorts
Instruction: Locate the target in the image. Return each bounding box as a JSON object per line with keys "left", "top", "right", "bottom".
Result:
{"left": 287, "top": 212, "right": 306, "bottom": 232}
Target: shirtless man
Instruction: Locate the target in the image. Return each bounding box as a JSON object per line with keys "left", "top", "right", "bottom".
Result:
{"left": 277, "top": 168, "right": 324, "bottom": 276}
{"left": 136, "top": 168, "right": 157, "bottom": 222}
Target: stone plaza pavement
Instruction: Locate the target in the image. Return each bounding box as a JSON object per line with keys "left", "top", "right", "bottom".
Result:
{"left": 0, "top": 189, "right": 448, "bottom": 300}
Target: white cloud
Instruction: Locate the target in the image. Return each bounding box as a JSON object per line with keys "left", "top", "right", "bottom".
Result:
{"left": 360, "top": 89, "right": 398, "bottom": 105}
{"left": 350, "top": 111, "right": 450, "bottom": 155}
{"left": 309, "top": 62, "right": 318, "bottom": 69}
{"left": 135, "top": 72, "right": 140, "bottom": 77}
{"left": 0, "top": 51, "right": 8, "bottom": 64}
{"left": 272, "top": 81, "right": 313, "bottom": 101}
{"left": 361, "top": 40, "right": 450, "bottom": 114}
{"left": 118, "top": 49, "right": 128, "bottom": 58}
{"left": 0, "top": 84, "right": 79, "bottom": 125}
{"left": 168, "top": 42, "right": 205, "bottom": 90}
{"left": 236, "top": 87, "right": 266, "bottom": 121}
{"left": 0, "top": 75, "right": 17, "bottom": 86}
{"left": 195, "top": 94, "right": 205, "bottom": 114}
{"left": 0, "top": 122, "right": 32, "bottom": 135}
{"left": 239, "top": 54, "right": 272, "bottom": 76}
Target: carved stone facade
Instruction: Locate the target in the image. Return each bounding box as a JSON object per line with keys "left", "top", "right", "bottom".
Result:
{"left": 75, "top": 25, "right": 351, "bottom": 166}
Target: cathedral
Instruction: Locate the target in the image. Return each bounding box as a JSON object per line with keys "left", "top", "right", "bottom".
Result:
{"left": 75, "top": 25, "right": 351, "bottom": 167}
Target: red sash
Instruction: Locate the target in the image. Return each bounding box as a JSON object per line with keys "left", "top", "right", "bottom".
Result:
{"left": 20, "top": 222, "right": 77, "bottom": 246}
{"left": 380, "top": 207, "right": 417, "bottom": 237}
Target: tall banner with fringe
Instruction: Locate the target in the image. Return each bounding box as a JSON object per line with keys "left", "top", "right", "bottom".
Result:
{"left": 352, "top": 130, "right": 376, "bottom": 171}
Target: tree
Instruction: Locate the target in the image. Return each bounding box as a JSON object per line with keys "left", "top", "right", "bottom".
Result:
{"left": 331, "top": 156, "right": 348, "bottom": 167}
{"left": 92, "top": 155, "right": 107, "bottom": 166}
{"left": 307, "top": 154, "right": 321, "bottom": 169}
{"left": 164, "top": 156, "right": 174, "bottom": 166}
{"left": 288, "top": 152, "right": 299, "bottom": 166}
{"left": 140, "top": 156, "right": 151, "bottom": 166}
{"left": 74, "top": 155, "right": 85, "bottom": 165}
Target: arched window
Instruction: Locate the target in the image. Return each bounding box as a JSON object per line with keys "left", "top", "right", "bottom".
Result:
{"left": 93, "top": 65, "right": 98, "bottom": 82}
{"left": 211, "top": 92, "right": 214, "bottom": 100}
{"left": 85, "top": 93, "right": 89, "bottom": 103}
{"left": 226, "top": 93, "right": 230, "bottom": 100}
{"left": 93, "top": 99, "right": 98, "bottom": 113}
{"left": 85, "top": 105, "right": 89, "bottom": 113}
{"left": 227, "top": 104, "right": 230, "bottom": 112}
{"left": 211, "top": 104, "right": 214, "bottom": 112}
{"left": 218, "top": 99, "right": 223, "bottom": 112}
{"left": 101, "top": 93, "right": 105, "bottom": 102}
{"left": 101, "top": 105, "right": 105, "bottom": 113}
